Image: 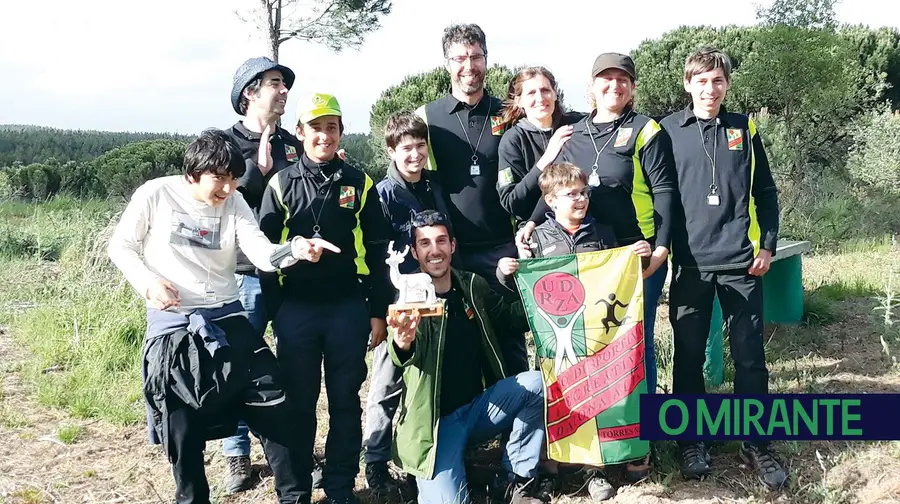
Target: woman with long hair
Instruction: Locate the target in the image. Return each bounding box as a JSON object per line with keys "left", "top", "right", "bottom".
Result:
{"left": 497, "top": 66, "right": 584, "bottom": 225}
{"left": 519, "top": 53, "right": 676, "bottom": 498}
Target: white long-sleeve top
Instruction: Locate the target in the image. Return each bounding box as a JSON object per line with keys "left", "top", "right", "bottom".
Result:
{"left": 108, "top": 175, "right": 288, "bottom": 312}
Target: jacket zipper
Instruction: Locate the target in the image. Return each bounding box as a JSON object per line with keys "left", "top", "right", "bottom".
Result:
{"left": 426, "top": 302, "right": 447, "bottom": 477}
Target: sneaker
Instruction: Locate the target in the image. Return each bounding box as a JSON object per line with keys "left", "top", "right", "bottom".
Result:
{"left": 489, "top": 472, "right": 549, "bottom": 504}
{"left": 740, "top": 442, "right": 789, "bottom": 490}
{"left": 680, "top": 442, "right": 712, "bottom": 480}
{"left": 365, "top": 461, "right": 398, "bottom": 493}
{"left": 311, "top": 454, "right": 324, "bottom": 490}
{"left": 223, "top": 455, "right": 253, "bottom": 494}
{"left": 585, "top": 469, "right": 616, "bottom": 501}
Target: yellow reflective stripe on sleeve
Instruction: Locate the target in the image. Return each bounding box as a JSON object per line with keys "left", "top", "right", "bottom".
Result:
{"left": 747, "top": 118, "right": 761, "bottom": 256}
{"left": 353, "top": 174, "right": 374, "bottom": 276}
{"left": 269, "top": 174, "right": 290, "bottom": 286}
{"left": 631, "top": 120, "right": 660, "bottom": 240}
{"left": 416, "top": 104, "right": 439, "bottom": 172}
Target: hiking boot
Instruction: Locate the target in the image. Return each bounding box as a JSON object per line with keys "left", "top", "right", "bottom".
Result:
{"left": 740, "top": 442, "right": 789, "bottom": 490}
{"left": 585, "top": 469, "right": 616, "bottom": 501}
{"left": 680, "top": 442, "right": 712, "bottom": 480}
{"left": 223, "top": 455, "right": 253, "bottom": 494}
{"left": 534, "top": 472, "right": 558, "bottom": 502}
{"left": 625, "top": 453, "right": 652, "bottom": 483}
{"left": 311, "top": 454, "right": 324, "bottom": 490}
{"left": 365, "top": 461, "right": 398, "bottom": 493}
{"left": 489, "top": 472, "right": 549, "bottom": 504}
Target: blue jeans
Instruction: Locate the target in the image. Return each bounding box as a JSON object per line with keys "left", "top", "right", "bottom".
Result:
{"left": 643, "top": 261, "right": 668, "bottom": 395}
{"left": 222, "top": 273, "right": 266, "bottom": 457}
{"left": 416, "top": 371, "right": 545, "bottom": 504}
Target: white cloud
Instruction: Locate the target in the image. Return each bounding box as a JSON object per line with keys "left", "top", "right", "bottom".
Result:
{"left": 0, "top": 0, "right": 897, "bottom": 134}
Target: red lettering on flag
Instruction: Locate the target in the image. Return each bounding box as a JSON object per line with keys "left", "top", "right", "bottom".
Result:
{"left": 547, "top": 361, "right": 645, "bottom": 443}
{"left": 547, "top": 324, "right": 644, "bottom": 403}
{"left": 597, "top": 423, "right": 641, "bottom": 442}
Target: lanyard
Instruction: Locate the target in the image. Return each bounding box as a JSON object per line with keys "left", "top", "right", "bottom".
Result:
{"left": 696, "top": 117, "right": 720, "bottom": 204}
{"left": 305, "top": 164, "right": 336, "bottom": 238}
{"left": 584, "top": 110, "right": 631, "bottom": 186}
{"left": 455, "top": 101, "right": 490, "bottom": 170}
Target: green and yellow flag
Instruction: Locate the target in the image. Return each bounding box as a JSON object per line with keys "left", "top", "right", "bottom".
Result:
{"left": 513, "top": 248, "right": 648, "bottom": 466}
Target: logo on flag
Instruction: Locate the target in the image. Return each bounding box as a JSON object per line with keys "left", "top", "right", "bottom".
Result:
{"left": 514, "top": 249, "right": 648, "bottom": 466}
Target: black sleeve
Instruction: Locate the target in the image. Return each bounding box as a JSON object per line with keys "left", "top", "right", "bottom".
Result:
{"left": 237, "top": 158, "right": 267, "bottom": 210}
{"left": 638, "top": 123, "right": 677, "bottom": 250}
{"left": 495, "top": 266, "right": 518, "bottom": 293}
{"left": 257, "top": 177, "right": 286, "bottom": 321}
{"left": 497, "top": 131, "right": 543, "bottom": 222}
{"left": 482, "top": 278, "right": 529, "bottom": 337}
{"left": 360, "top": 176, "right": 393, "bottom": 319}
{"left": 258, "top": 178, "right": 286, "bottom": 244}
{"left": 527, "top": 197, "right": 550, "bottom": 226}
{"left": 750, "top": 126, "right": 780, "bottom": 254}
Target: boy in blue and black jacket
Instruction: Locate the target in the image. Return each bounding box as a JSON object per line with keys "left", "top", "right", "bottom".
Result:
{"left": 363, "top": 112, "right": 455, "bottom": 493}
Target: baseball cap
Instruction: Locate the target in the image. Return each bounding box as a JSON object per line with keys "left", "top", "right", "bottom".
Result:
{"left": 297, "top": 93, "right": 342, "bottom": 125}
{"left": 591, "top": 53, "right": 636, "bottom": 81}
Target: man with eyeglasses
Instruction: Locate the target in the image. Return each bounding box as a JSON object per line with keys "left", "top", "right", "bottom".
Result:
{"left": 415, "top": 23, "right": 528, "bottom": 375}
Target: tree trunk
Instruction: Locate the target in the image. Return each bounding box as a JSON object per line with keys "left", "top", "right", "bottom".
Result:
{"left": 264, "top": 0, "right": 281, "bottom": 62}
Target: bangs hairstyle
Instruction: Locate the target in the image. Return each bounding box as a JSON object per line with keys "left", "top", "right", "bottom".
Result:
{"left": 500, "top": 66, "right": 562, "bottom": 131}
{"left": 299, "top": 116, "right": 345, "bottom": 135}
{"left": 441, "top": 23, "right": 487, "bottom": 58}
{"left": 410, "top": 209, "right": 455, "bottom": 240}
{"left": 539, "top": 162, "right": 588, "bottom": 196}
{"left": 384, "top": 112, "right": 429, "bottom": 150}
{"left": 684, "top": 47, "right": 733, "bottom": 83}
{"left": 184, "top": 128, "right": 246, "bottom": 181}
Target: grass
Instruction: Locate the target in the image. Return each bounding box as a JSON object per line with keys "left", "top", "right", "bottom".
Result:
{"left": 55, "top": 424, "right": 84, "bottom": 444}
{"left": 0, "top": 197, "right": 145, "bottom": 426}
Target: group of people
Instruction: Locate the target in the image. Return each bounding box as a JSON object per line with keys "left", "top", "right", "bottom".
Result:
{"left": 107, "top": 20, "right": 788, "bottom": 504}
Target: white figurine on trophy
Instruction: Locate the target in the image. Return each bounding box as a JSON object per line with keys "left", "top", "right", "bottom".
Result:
{"left": 385, "top": 241, "right": 443, "bottom": 317}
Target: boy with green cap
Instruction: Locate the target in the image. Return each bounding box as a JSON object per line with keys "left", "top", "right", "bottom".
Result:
{"left": 258, "top": 93, "right": 392, "bottom": 504}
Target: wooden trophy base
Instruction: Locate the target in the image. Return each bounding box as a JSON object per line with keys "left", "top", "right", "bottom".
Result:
{"left": 389, "top": 303, "right": 444, "bottom": 318}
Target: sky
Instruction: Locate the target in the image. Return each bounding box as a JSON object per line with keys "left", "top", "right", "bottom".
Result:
{"left": 1, "top": 0, "right": 898, "bottom": 135}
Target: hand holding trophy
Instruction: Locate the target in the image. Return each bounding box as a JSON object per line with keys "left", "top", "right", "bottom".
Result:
{"left": 385, "top": 241, "right": 444, "bottom": 318}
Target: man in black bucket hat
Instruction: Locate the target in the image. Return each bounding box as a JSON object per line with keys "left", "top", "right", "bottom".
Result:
{"left": 220, "top": 56, "right": 311, "bottom": 494}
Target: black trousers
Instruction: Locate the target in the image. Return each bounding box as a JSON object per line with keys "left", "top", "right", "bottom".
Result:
{"left": 273, "top": 295, "right": 370, "bottom": 498}
{"left": 669, "top": 265, "right": 769, "bottom": 397}
{"left": 459, "top": 241, "right": 529, "bottom": 375}
{"left": 167, "top": 316, "right": 309, "bottom": 504}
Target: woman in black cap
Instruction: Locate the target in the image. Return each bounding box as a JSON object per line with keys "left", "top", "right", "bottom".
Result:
{"left": 519, "top": 52, "right": 676, "bottom": 498}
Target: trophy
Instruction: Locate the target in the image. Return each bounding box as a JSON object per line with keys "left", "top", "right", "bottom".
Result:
{"left": 385, "top": 241, "right": 444, "bottom": 317}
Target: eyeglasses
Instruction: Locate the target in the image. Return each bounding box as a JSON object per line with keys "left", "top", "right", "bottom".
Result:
{"left": 555, "top": 187, "right": 591, "bottom": 200}
{"left": 447, "top": 54, "right": 486, "bottom": 65}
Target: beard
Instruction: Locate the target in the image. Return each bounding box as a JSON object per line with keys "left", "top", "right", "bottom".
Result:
{"left": 454, "top": 73, "right": 484, "bottom": 95}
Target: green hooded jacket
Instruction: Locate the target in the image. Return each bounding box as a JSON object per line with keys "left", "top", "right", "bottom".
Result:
{"left": 387, "top": 268, "right": 530, "bottom": 479}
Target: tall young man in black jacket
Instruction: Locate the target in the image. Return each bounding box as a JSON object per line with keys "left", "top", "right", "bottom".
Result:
{"left": 416, "top": 23, "right": 527, "bottom": 374}
{"left": 660, "top": 47, "right": 787, "bottom": 490}
{"left": 220, "top": 56, "right": 304, "bottom": 493}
